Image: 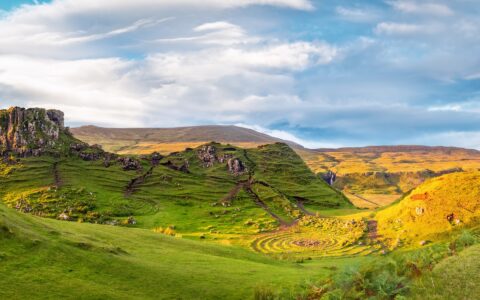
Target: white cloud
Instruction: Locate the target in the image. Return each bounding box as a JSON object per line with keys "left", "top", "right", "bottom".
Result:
{"left": 387, "top": 1, "right": 454, "bottom": 16}
{"left": 374, "top": 22, "right": 434, "bottom": 35}
{"left": 234, "top": 124, "right": 344, "bottom": 149}
{"left": 428, "top": 102, "right": 480, "bottom": 113}
{"left": 403, "top": 131, "right": 480, "bottom": 150}
{"left": 336, "top": 6, "right": 379, "bottom": 22}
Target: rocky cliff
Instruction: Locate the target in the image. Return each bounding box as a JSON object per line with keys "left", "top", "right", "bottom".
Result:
{"left": 0, "top": 107, "right": 66, "bottom": 156}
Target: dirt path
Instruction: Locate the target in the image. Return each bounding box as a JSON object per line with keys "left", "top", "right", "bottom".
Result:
{"left": 242, "top": 179, "right": 292, "bottom": 226}
{"left": 367, "top": 220, "right": 380, "bottom": 240}
{"left": 53, "top": 161, "right": 63, "bottom": 187}
{"left": 367, "top": 220, "right": 390, "bottom": 253}
{"left": 351, "top": 193, "right": 380, "bottom": 207}
{"left": 125, "top": 167, "right": 154, "bottom": 197}
{"left": 295, "top": 199, "right": 315, "bottom": 216}
{"left": 220, "top": 180, "right": 247, "bottom": 204}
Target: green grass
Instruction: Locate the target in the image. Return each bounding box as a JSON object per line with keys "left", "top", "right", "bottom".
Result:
{"left": 409, "top": 244, "right": 480, "bottom": 299}
{"left": 0, "top": 203, "right": 340, "bottom": 299}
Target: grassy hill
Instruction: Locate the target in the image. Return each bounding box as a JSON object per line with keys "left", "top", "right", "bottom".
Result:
{"left": 2, "top": 129, "right": 480, "bottom": 298}
{"left": 0, "top": 142, "right": 350, "bottom": 241}
{"left": 72, "top": 126, "right": 480, "bottom": 210}
{"left": 376, "top": 171, "right": 480, "bottom": 247}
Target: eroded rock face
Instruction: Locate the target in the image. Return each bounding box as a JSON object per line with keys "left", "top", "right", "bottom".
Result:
{"left": 227, "top": 158, "right": 245, "bottom": 176}
{"left": 198, "top": 145, "right": 217, "bottom": 167}
{"left": 0, "top": 107, "right": 65, "bottom": 156}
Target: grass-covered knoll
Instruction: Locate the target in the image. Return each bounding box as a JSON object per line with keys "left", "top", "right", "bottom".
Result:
{"left": 376, "top": 171, "right": 480, "bottom": 247}
{"left": 0, "top": 203, "right": 338, "bottom": 299}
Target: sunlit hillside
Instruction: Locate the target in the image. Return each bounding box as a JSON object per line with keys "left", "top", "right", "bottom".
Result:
{"left": 376, "top": 171, "right": 480, "bottom": 247}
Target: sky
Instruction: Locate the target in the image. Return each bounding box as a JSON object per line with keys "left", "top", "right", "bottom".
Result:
{"left": 0, "top": 0, "right": 479, "bottom": 149}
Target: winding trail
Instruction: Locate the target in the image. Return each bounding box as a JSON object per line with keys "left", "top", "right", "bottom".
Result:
{"left": 295, "top": 198, "right": 315, "bottom": 216}
{"left": 52, "top": 161, "right": 63, "bottom": 187}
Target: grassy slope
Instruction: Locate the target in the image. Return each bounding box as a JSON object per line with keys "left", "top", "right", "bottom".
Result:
{"left": 0, "top": 143, "right": 350, "bottom": 239}
{"left": 376, "top": 171, "right": 480, "bottom": 246}
{"left": 0, "top": 203, "right": 338, "bottom": 299}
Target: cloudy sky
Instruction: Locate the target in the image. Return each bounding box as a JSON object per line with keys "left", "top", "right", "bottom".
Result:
{"left": 0, "top": 0, "right": 479, "bottom": 149}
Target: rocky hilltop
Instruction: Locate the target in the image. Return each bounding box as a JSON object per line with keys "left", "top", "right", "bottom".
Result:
{"left": 0, "top": 106, "right": 66, "bottom": 156}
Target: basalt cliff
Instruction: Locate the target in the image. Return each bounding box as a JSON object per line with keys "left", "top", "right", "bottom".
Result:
{"left": 0, "top": 106, "right": 66, "bottom": 156}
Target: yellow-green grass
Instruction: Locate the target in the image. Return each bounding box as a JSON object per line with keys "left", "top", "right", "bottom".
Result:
{"left": 250, "top": 216, "right": 382, "bottom": 259}
{"left": 302, "top": 148, "right": 480, "bottom": 175}
{"left": 376, "top": 171, "right": 480, "bottom": 247}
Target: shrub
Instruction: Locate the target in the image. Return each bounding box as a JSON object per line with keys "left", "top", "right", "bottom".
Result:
{"left": 455, "top": 230, "right": 477, "bottom": 248}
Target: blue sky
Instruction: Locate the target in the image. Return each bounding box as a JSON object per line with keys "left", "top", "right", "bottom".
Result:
{"left": 0, "top": 0, "right": 479, "bottom": 149}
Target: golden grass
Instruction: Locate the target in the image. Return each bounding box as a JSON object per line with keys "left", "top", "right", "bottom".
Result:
{"left": 344, "top": 192, "right": 400, "bottom": 209}
{"left": 376, "top": 171, "right": 480, "bottom": 246}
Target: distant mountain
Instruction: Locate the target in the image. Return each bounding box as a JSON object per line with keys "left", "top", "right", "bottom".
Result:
{"left": 70, "top": 125, "right": 303, "bottom": 154}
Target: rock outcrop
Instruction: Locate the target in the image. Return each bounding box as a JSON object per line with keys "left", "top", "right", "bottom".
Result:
{"left": 0, "top": 107, "right": 66, "bottom": 156}
{"left": 198, "top": 145, "right": 217, "bottom": 167}
{"left": 227, "top": 158, "right": 245, "bottom": 176}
